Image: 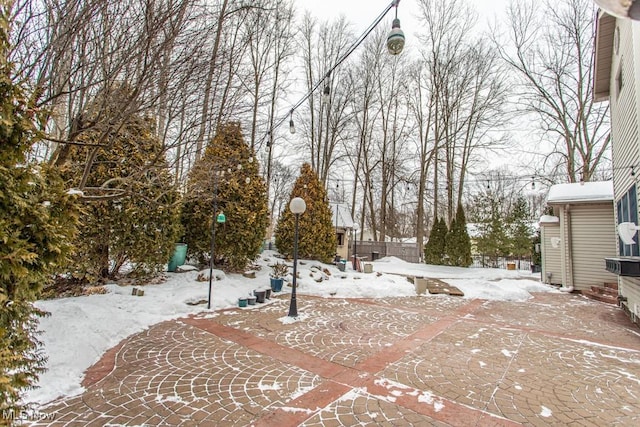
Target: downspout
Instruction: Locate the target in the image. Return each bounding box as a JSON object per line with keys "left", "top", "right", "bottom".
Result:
{"left": 560, "top": 204, "right": 575, "bottom": 293}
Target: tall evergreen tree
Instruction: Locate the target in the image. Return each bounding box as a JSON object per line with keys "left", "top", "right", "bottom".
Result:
{"left": 445, "top": 204, "right": 472, "bottom": 267}
{"left": 509, "top": 196, "right": 533, "bottom": 259}
{"left": 424, "top": 216, "right": 448, "bottom": 265}
{"left": 182, "top": 122, "right": 268, "bottom": 271}
{"left": 474, "top": 196, "right": 510, "bottom": 266}
{"left": 1, "top": 5, "right": 79, "bottom": 415}
{"left": 275, "top": 163, "right": 335, "bottom": 263}
{"left": 62, "top": 84, "right": 182, "bottom": 280}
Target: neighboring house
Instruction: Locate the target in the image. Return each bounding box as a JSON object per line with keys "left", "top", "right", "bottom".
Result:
{"left": 539, "top": 182, "right": 617, "bottom": 293}
{"left": 539, "top": 215, "right": 562, "bottom": 285}
{"left": 594, "top": 10, "right": 640, "bottom": 324}
{"left": 329, "top": 202, "right": 355, "bottom": 261}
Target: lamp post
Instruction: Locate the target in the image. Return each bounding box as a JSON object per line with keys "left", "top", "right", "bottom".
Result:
{"left": 207, "top": 160, "right": 251, "bottom": 310}
{"left": 207, "top": 169, "right": 222, "bottom": 310}
{"left": 288, "top": 197, "right": 306, "bottom": 317}
{"left": 352, "top": 223, "right": 359, "bottom": 270}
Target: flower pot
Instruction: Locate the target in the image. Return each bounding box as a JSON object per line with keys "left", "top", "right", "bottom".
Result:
{"left": 247, "top": 296, "right": 257, "bottom": 305}
{"left": 254, "top": 289, "right": 266, "bottom": 303}
{"left": 264, "top": 288, "right": 271, "bottom": 299}
{"left": 167, "top": 243, "right": 188, "bottom": 272}
{"left": 270, "top": 278, "right": 284, "bottom": 292}
{"left": 238, "top": 297, "right": 248, "bottom": 308}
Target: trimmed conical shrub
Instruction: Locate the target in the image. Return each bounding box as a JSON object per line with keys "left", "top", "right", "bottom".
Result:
{"left": 424, "top": 216, "right": 448, "bottom": 265}
{"left": 181, "top": 122, "right": 269, "bottom": 271}
{"left": 274, "top": 163, "right": 335, "bottom": 263}
{"left": 445, "top": 204, "right": 472, "bottom": 267}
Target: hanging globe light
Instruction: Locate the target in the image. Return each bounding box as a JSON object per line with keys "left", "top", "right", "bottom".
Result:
{"left": 595, "top": 0, "right": 640, "bottom": 19}
{"left": 387, "top": 18, "right": 405, "bottom": 55}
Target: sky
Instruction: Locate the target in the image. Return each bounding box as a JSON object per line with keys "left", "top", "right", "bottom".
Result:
{"left": 26, "top": 251, "right": 558, "bottom": 406}
{"left": 295, "top": 0, "right": 511, "bottom": 41}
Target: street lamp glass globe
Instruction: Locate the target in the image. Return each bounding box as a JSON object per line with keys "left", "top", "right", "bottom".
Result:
{"left": 290, "top": 197, "right": 306, "bottom": 214}
{"left": 595, "top": 0, "right": 640, "bottom": 19}
{"left": 387, "top": 18, "right": 405, "bottom": 55}
{"left": 353, "top": 223, "right": 359, "bottom": 231}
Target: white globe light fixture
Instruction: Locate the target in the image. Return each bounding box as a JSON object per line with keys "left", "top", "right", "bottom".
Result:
{"left": 595, "top": 0, "right": 640, "bottom": 19}
{"left": 289, "top": 197, "right": 306, "bottom": 215}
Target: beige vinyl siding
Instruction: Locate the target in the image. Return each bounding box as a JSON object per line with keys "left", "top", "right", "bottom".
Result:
{"left": 612, "top": 20, "right": 640, "bottom": 197}
{"left": 541, "top": 225, "right": 562, "bottom": 286}
{"left": 569, "top": 204, "right": 618, "bottom": 291}
{"left": 620, "top": 277, "right": 640, "bottom": 322}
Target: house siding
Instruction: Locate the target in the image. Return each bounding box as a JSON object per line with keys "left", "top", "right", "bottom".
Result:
{"left": 608, "top": 19, "right": 640, "bottom": 325}
{"left": 620, "top": 277, "right": 640, "bottom": 323}
{"left": 541, "top": 225, "right": 562, "bottom": 286}
{"left": 568, "top": 204, "right": 618, "bottom": 291}
{"left": 610, "top": 20, "right": 640, "bottom": 195}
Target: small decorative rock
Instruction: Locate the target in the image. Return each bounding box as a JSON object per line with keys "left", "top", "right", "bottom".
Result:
{"left": 243, "top": 271, "right": 256, "bottom": 279}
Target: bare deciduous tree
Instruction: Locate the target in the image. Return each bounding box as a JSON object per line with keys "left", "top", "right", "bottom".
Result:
{"left": 497, "top": 0, "right": 610, "bottom": 183}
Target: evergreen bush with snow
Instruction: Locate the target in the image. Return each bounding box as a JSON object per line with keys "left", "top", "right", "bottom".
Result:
{"left": 445, "top": 204, "right": 472, "bottom": 267}
{"left": 181, "top": 122, "right": 268, "bottom": 271}
{"left": 0, "top": 6, "right": 79, "bottom": 415}
{"left": 424, "top": 216, "right": 447, "bottom": 265}
{"left": 275, "top": 163, "right": 335, "bottom": 264}
{"left": 60, "top": 84, "right": 182, "bottom": 281}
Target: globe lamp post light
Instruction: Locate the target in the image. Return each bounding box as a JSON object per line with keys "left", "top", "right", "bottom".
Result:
{"left": 288, "top": 197, "right": 306, "bottom": 317}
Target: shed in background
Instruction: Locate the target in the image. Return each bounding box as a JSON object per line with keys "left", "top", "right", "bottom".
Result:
{"left": 540, "top": 182, "right": 617, "bottom": 294}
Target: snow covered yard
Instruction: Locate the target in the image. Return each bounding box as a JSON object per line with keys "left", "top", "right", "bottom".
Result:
{"left": 27, "top": 251, "right": 558, "bottom": 405}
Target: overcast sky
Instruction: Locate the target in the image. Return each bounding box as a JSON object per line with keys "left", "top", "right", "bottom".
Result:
{"left": 294, "top": 0, "right": 511, "bottom": 40}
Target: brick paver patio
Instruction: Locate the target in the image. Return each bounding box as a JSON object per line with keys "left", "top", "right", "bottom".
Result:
{"left": 28, "top": 292, "right": 640, "bottom": 426}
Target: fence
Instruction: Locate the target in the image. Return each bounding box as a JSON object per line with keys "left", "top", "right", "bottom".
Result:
{"left": 349, "top": 241, "right": 421, "bottom": 263}
{"left": 471, "top": 255, "right": 533, "bottom": 271}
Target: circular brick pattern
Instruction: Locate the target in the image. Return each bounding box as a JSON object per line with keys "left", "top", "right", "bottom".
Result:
{"left": 27, "top": 293, "right": 640, "bottom": 426}
{"left": 32, "top": 321, "right": 320, "bottom": 426}
{"left": 213, "top": 297, "right": 435, "bottom": 367}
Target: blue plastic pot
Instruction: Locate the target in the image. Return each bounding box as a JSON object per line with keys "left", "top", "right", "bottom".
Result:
{"left": 270, "top": 278, "right": 284, "bottom": 292}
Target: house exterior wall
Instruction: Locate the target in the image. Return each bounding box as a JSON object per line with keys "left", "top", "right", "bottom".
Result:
{"left": 568, "top": 204, "right": 618, "bottom": 291}
{"left": 541, "top": 224, "right": 562, "bottom": 286}
{"left": 559, "top": 206, "right": 573, "bottom": 288}
{"left": 611, "top": 19, "right": 640, "bottom": 195}
{"left": 620, "top": 276, "right": 640, "bottom": 321}
{"left": 608, "top": 18, "right": 640, "bottom": 322}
